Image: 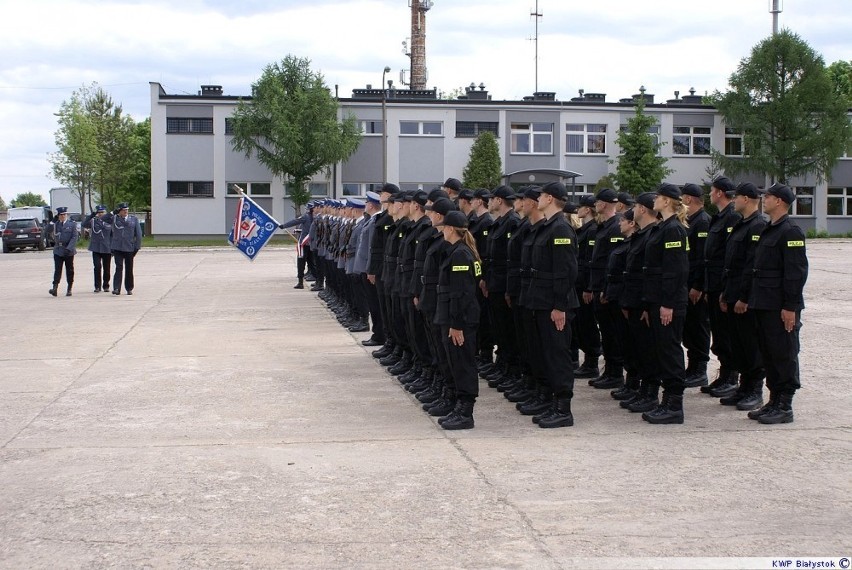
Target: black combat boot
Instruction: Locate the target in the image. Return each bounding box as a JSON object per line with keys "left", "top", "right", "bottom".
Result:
{"left": 627, "top": 382, "right": 660, "bottom": 413}
{"left": 592, "top": 364, "right": 624, "bottom": 389}
{"left": 398, "top": 364, "right": 421, "bottom": 384}
{"left": 440, "top": 399, "right": 475, "bottom": 430}
{"left": 388, "top": 351, "right": 413, "bottom": 375}
{"left": 642, "top": 392, "right": 684, "bottom": 424}
{"left": 758, "top": 393, "right": 794, "bottom": 424}
{"left": 66, "top": 284, "right": 73, "bottom": 297}
{"left": 709, "top": 370, "right": 740, "bottom": 398}
{"left": 48, "top": 284, "right": 58, "bottom": 297}
{"left": 293, "top": 279, "right": 304, "bottom": 289}
{"left": 348, "top": 318, "right": 369, "bottom": 332}
{"left": 415, "top": 371, "right": 442, "bottom": 403}
{"left": 748, "top": 392, "right": 778, "bottom": 420}
{"left": 379, "top": 346, "right": 403, "bottom": 366}
{"left": 427, "top": 388, "right": 456, "bottom": 417}
{"left": 612, "top": 370, "right": 640, "bottom": 400}
{"left": 683, "top": 361, "right": 709, "bottom": 387}
{"left": 505, "top": 374, "right": 537, "bottom": 403}
{"left": 517, "top": 389, "right": 553, "bottom": 416}
{"left": 574, "top": 356, "right": 600, "bottom": 379}
{"left": 538, "top": 397, "right": 574, "bottom": 428}
{"left": 531, "top": 397, "right": 556, "bottom": 424}
{"left": 372, "top": 341, "right": 394, "bottom": 359}
{"left": 735, "top": 378, "right": 764, "bottom": 411}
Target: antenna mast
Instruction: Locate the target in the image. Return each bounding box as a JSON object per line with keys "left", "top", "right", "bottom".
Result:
{"left": 530, "top": 1, "right": 543, "bottom": 92}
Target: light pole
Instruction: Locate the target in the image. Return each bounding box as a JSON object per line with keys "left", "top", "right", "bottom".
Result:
{"left": 382, "top": 66, "right": 391, "bottom": 184}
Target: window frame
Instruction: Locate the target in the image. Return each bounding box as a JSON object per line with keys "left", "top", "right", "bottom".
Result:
{"left": 510, "top": 122, "right": 553, "bottom": 155}
{"left": 672, "top": 126, "right": 712, "bottom": 156}
{"left": 724, "top": 127, "right": 744, "bottom": 156}
{"left": 617, "top": 124, "right": 661, "bottom": 155}
{"left": 167, "top": 181, "right": 214, "bottom": 198}
{"left": 284, "top": 182, "right": 330, "bottom": 197}
{"left": 358, "top": 120, "right": 384, "bottom": 136}
{"left": 827, "top": 187, "right": 852, "bottom": 217}
{"left": 226, "top": 182, "right": 271, "bottom": 196}
{"left": 342, "top": 182, "right": 383, "bottom": 197}
{"left": 166, "top": 117, "right": 214, "bottom": 134}
{"left": 455, "top": 121, "right": 499, "bottom": 138}
{"left": 565, "top": 123, "right": 607, "bottom": 155}
{"left": 791, "top": 186, "right": 814, "bottom": 217}
{"left": 399, "top": 121, "right": 443, "bottom": 137}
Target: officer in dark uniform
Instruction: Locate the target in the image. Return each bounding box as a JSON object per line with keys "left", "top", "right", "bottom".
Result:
{"left": 616, "top": 192, "right": 635, "bottom": 214}
{"left": 747, "top": 183, "right": 808, "bottom": 424}
{"left": 434, "top": 210, "right": 482, "bottom": 430}
{"left": 354, "top": 192, "right": 385, "bottom": 345}
{"left": 368, "top": 183, "right": 400, "bottom": 358}
{"left": 719, "top": 182, "right": 767, "bottom": 411}
{"left": 469, "top": 189, "right": 495, "bottom": 370}
{"left": 279, "top": 202, "right": 316, "bottom": 289}
{"left": 573, "top": 194, "right": 603, "bottom": 378}
{"left": 524, "top": 182, "right": 579, "bottom": 429}
{"left": 442, "top": 177, "right": 462, "bottom": 204}
{"left": 108, "top": 203, "right": 142, "bottom": 296}
{"left": 381, "top": 194, "right": 411, "bottom": 372}
{"left": 605, "top": 208, "right": 638, "bottom": 402}
{"left": 48, "top": 207, "right": 79, "bottom": 297}
{"left": 701, "top": 177, "right": 741, "bottom": 396}
{"left": 681, "top": 183, "right": 712, "bottom": 387}
{"left": 82, "top": 205, "right": 112, "bottom": 293}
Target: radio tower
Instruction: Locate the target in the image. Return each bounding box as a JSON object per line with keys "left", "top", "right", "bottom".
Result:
{"left": 409, "top": 0, "right": 432, "bottom": 90}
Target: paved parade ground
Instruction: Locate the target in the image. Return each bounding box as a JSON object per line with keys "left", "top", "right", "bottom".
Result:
{"left": 1, "top": 242, "right": 850, "bottom": 568}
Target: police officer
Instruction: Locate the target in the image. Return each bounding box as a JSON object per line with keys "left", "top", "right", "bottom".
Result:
{"left": 354, "top": 192, "right": 385, "bottom": 346}
{"left": 442, "top": 177, "right": 462, "bottom": 204}
{"left": 368, "top": 184, "right": 400, "bottom": 358}
{"left": 616, "top": 191, "right": 635, "bottom": 214}
{"left": 640, "top": 184, "right": 690, "bottom": 424}
{"left": 748, "top": 183, "right": 808, "bottom": 424}
{"left": 701, "top": 177, "right": 741, "bottom": 396}
{"left": 108, "top": 203, "right": 142, "bottom": 295}
{"left": 681, "top": 183, "right": 712, "bottom": 387}
{"left": 470, "top": 189, "right": 495, "bottom": 370}
{"left": 279, "top": 202, "right": 316, "bottom": 289}
{"left": 719, "top": 182, "right": 767, "bottom": 411}
{"left": 83, "top": 205, "right": 112, "bottom": 293}
{"left": 48, "top": 207, "right": 79, "bottom": 297}
{"left": 434, "top": 210, "right": 481, "bottom": 430}
{"left": 573, "top": 194, "right": 603, "bottom": 378}
{"left": 605, "top": 208, "right": 638, "bottom": 401}
{"left": 344, "top": 199, "right": 369, "bottom": 331}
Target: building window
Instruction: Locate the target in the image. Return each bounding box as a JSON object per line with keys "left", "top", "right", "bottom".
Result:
{"left": 511, "top": 122, "right": 553, "bottom": 154}
{"left": 342, "top": 183, "right": 382, "bottom": 196}
{"left": 456, "top": 121, "right": 499, "bottom": 138}
{"left": 285, "top": 182, "right": 329, "bottom": 197}
{"left": 167, "top": 118, "right": 213, "bottom": 134}
{"left": 225, "top": 118, "right": 234, "bottom": 135}
{"left": 399, "top": 121, "right": 443, "bottom": 136}
{"left": 673, "top": 126, "right": 711, "bottom": 155}
{"left": 167, "top": 181, "right": 214, "bottom": 197}
{"left": 827, "top": 187, "right": 852, "bottom": 216}
{"left": 792, "top": 187, "right": 814, "bottom": 216}
{"left": 724, "top": 127, "right": 744, "bottom": 156}
{"left": 566, "top": 124, "right": 606, "bottom": 154}
{"left": 358, "top": 120, "right": 383, "bottom": 135}
{"left": 618, "top": 125, "right": 661, "bottom": 154}
{"left": 226, "top": 182, "right": 271, "bottom": 196}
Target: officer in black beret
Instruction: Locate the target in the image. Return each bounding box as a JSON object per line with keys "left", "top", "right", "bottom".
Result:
{"left": 681, "top": 183, "right": 712, "bottom": 388}
{"left": 604, "top": 208, "right": 638, "bottom": 402}
{"left": 719, "top": 182, "right": 767, "bottom": 412}
{"left": 442, "top": 177, "right": 462, "bottom": 202}
{"left": 368, "top": 183, "right": 400, "bottom": 358}
{"left": 469, "top": 189, "right": 495, "bottom": 370}
{"left": 748, "top": 183, "right": 808, "bottom": 423}
{"left": 616, "top": 191, "right": 635, "bottom": 214}
{"left": 701, "top": 176, "right": 742, "bottom": 396}
{"left": 573, "top": 194, "right": 603, "bottom": 379}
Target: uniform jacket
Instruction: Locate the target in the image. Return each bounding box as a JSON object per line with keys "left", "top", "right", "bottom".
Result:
{"left": 345, "top": 215, "right": 367, "bottom": 274}
{"left": 576, "top": 219, "right": 597, "bottom": 292}
{"left": 506, "top": 218, "right": 531, "bottom": 300}
{"left": 470, "top": 211, "right": 493, "bottom": 262}
{"left": 603, "top": 236, "right": 631, "bottom": 305}
{"left": 704, "top": 202, "right": 741, "bottom": 292}
{"left": 588, "top": 214, "right": 624, "bottom": 292}
{"left": 281, "top": 212, "right": 313, "bottom": 239}
{"left": 748, "top": 215, "right": 808, "bottom": 312}
{"left": 642, "top": 216, "right": 689, "bottom": 314}
{"left": 517, "top": 219, "right": 543, "bottom": 308}
{"left": 484, "top": 210, "right": 520, "bottom": 294}
{"left": 621, "top": 223, "right": 654, "bottom": 310}
{"left": 383, "top": 219, "right": 407, "bottom": 292}
{"left": 352, "top": 213, "right": 375, "bottom": 275}
{"left": 83, "top": 213, "right": 112, "bottom": 254}
{"left": 396, "top": 216, "right": 430, "bottom": 296}
{"left": 417, "top": 230, "right": 448, "bottom": 315}
{"left": 723, "top": 211, "right": 766, "bottom": 305}
{"left": 108, "top": 213, "right": 142, "bottom": 253}
{"left": 524, "top": 213, "right": 579, "bottom": 312}
{"left": 368, "top": 210, "right": 394, "bottom": 277}
{"left": 686, "top": 209, "right": 711, "bottom": 291}
{"left": 53, "top": 218, "right": 79, "bottom": 257}
{"left": 434, "top": 241, "right": 481, "bottom": 329}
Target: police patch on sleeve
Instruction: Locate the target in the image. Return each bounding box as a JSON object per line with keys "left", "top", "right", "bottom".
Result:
{"left": 665, "top": 241, "right": 683, "bottom": 249}
{"left": 554, "top": 238, "right": 571, "bottom": 245}
{"left": 697, "top": 232, "right": 708, "bottom": 238}
{"left": 452, "top": 265, "right": 470, "bottom": 271}
{"left": 752, "top": 235, "right": 760, "bottom": 241}
{"left": 787, "top": 240, "right": 805, "bottom": 247}
{"left": 474, "top": 261, "right": 482, "bottom": 276}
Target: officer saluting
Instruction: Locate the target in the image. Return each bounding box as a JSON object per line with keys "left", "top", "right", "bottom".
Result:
{"left": 48, "top": 207, "right": 79, "bottom": 297}
{"left": 748, "top": 183, "right": 808, "bottom": 424}
{"left": 83, "top": 205, "right": 112, "bottom": 293}
{"left": 107, "top": 203, "right": 142, "bottom": 295}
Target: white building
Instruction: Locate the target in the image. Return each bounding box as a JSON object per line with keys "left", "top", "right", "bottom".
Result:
{"left": 150, "top": 82, "right": 852, "bottom": 238}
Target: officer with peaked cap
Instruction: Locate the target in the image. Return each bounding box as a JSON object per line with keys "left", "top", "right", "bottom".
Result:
{"left": 82, "top": 205, "right": 112, "bottom": 293}
{"left": 354, "top": 191, "right": 386, "bottom": 346}
{"left": 748, "top": 183, "right": 808, "bottom": 424}
{"left": 279, "top": 201, "right": 317, "bottom": 289}
{"left": 344, "top": 198, "right": 369, "bottom": 331}
{"left": 680, "top": 183, "right": 712, "bottom": 387}
{"left": 107, "top": 202, "right": 142, "bottom": 295}
{"left": 48, "top": 207, "right": 79, "bottom": 297}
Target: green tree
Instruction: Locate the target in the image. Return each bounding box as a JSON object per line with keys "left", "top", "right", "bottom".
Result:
{"left": 712, "top": 30, "right": 851, "bottom": 184}
{"left": 827, "top": 60, "right": 852, "bottom": 106}
{"left": 230, "top": 55, "right": 362, "bottom": 214}
{"left": 11, "top": 192, "right": 47, "bottom": 207}
{"left": 593, "top": 174, "right": 618, "bottom": 193}
{"left": 123, "top": 118, "right": 151, "bottom": 209}
{"left": 85, "top": 87, "right": 136, "bottom": 210}
{"left": 611, "top": 97, "right": 672, "bottom": 192}
{"left": 49, "top": 87, "right": 100, "bottom": 215}
{"left": 462, "top": 131, "right": 502, "bottom": 189}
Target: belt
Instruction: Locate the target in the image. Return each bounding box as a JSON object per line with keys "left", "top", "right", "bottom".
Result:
{"left": 421, "top": 276, "right": 439, "bottom": 285}
{"left": 753, "top": 269, "right": 783, "bottom": 277}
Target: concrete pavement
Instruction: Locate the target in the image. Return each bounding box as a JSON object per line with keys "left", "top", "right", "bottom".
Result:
{"left": 1, "top": 243, "right": 850, "bottom": 568}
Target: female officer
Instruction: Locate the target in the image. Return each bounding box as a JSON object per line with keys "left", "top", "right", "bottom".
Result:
{"left": 434, "top": 210, "right": 481, "bottom": 430}
{"left": 641, "top": 183, "right": 690, "bottom": 424}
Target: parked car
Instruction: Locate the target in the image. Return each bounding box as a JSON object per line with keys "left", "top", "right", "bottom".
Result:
{"left": 2, "top": 218, "right": 46, "bottom": 252}
{"left": 7, "top": 206, "right": 54, "bottom": 247}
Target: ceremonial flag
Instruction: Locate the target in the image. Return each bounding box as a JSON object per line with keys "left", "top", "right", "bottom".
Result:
{"left": 227, "top": 191, "right": 280, "bottom": 261}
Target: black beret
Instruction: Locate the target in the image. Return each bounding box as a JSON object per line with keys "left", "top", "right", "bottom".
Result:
{"left": 540, "top": 181, "right": 567, "bottom": 200}
{"left": 442, "top": 178, "right": 462, "bottom": 192}
{"left": 658, "top": 183, "right": 682, "bottom": 200}
{"left": 735, "top": 182, "right": 763, "bottom": 199}
{"left": 399, "top": 191, "right": 414, "bottom": 203}
{"left": 617, "top": 191, "right": 635, "bottom": 206}
{"left": 636, "top": 192, "right": 656, "bottom": 209}
{"left": 623, "top": 208, "right": 635, "bottom": 221}
{"left": 563, "top": 202, "right": 578, "bottom": 214}
{"left": 412, "top": 190, "right": 428, "bottom": 206}
{"left": 681, "top": 183, "right": 704, "bottom": 198}
{"left": 426, "top": 197, "right": 456, "bottom": 215}
{"left": 381, "top": 183, "right": 400, "bottom": 195}
{"left": 595, "top": 188, "right": 618, "bottom": 203}
{"left": 579, "top": 194, "right": 596, "bottom": 207}
{"left": 711, "top": 176, "right": 735, "bottom": 194}
{"left": 523, "top": 186, "right": 542, "bottom": 200}
{"left": 766, "top": 183, "right": 795, "bottom": 204}
{"left": 458, "top": 189, "right": 474, "bottom": 201}
{"left": 491, "top": 186, "right": 516, "bottom": 201}
{"left": 473, "top": 188, "right": 491, "bottom": 200}
{"left": 427, "top": 188, "right": 449, "bottom": 202}
{"left": 437, "top": 210, "right": 469, "bottom": 228}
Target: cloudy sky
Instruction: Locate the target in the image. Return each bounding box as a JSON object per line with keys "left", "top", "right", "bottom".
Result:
{"left": 1, "top": 0, "right": 849, "bottom": 204}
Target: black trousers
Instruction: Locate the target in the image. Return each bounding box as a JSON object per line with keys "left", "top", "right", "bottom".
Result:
{"left": 707, "top": 291, "right": 735, "bottom": 371}
{"left": 519, "top": 306, "right": 544, "bottom": 382}
{"left": 429, "top": 320, "right": 454, "bottom": 387}
{"left": 52, "top": 254, "right": 74, "bottom": 287}
{"left": 531, "top": 309, "right": 575, "bottom": 399}
{"left": 754, "top": 309, "right": 801, "bottom": 394}
{"left": 405, "top": 297, "right": 431, "bottom": 364}
{"left": 727, "top": 310, "right": 765, "bottom": 383}
{"left": 612, "top": 302, "right": 636, "bottom": 375}
{"left": 489, "top": 292, "right": 518, "bottom": 367}
{"left": 476, "top": 289, "right": 494, "bottom": 358}
{"left": 112, "top": 250, "right": 135, "bottom": 292}
{"left": 627, "top": 308, "right": 656, "bottom": 384}
{"left": 392, "top": 295, "right": 409, "bottom": 350}
{"left": 594, "top": 295, "right": 623, "bottom": 371}
{"left": 92, "top": 252, "right": 111, "bottom": 289}
{"left": 441, "top": 325, "right": 478, "bottom": 399}
{"left": 349, "top": 274, "right": 369, "bottom": 319}
{"left": 573, "top": 288, "right": 602, "bottom": 362}
{"left": 361, "top": 273, "right": 385, "bottom": 342}
{"left": 313, "top": 250, "right": 325, "bottom": 286}
{"left": 302, "top": 245, "right": 316, "bottom": 276}
{"left": 647, "top": 305, "right": 686, "bottom": 395}
{"left": 683, "top": 296, "right": 711, "bottom": 365}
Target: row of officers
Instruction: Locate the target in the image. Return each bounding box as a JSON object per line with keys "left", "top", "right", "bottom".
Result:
{"left": 285, "top": 175, "right": 807, "bottom": 431}
{"left": 47, "top": 204, "right": 143, "bottom": 297}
